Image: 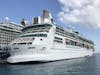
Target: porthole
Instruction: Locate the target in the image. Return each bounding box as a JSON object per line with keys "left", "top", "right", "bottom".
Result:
{"left": 40, "top": 38, "right": 42, "bottom": 41}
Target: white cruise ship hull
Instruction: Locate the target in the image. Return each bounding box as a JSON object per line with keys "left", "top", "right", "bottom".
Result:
{"left": 7, "top": 23, "right": 94, "bottom": 63}
{"left": 7, "top": 45, "right": 93, "bottom": 63}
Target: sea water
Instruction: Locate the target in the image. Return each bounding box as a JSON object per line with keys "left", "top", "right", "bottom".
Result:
{"left": 0, "top": 54, "right": 100, "bottom": 75}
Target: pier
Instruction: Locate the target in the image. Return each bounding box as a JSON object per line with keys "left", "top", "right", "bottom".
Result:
{"left": 0, "top": 59, "right": 7, "bottom": 64}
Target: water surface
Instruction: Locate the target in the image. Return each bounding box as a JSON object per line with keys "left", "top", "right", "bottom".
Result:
{"left": 0, "top": 54, "right": 100, "bottom": 75}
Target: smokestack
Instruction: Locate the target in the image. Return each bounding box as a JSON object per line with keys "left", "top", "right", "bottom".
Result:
{"left": 33, "top": 16, "right": 41, "bottom": 24}
{"left": 21, "top": 19, "right": 29, "bottom": 26}
{"left": 43, "top": 9, "right": 53, "bottom": 23}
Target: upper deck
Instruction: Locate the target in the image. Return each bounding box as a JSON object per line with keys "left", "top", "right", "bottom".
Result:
{"left": 21, "top": 23, "right": 94, "bottom": 46}
{"left": 22, "top": 23, "right": 52, "bottom": 33}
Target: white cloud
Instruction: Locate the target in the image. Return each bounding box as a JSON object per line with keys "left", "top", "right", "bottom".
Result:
{"left": 58, "top": 0, "right": 100, "bottom": 29}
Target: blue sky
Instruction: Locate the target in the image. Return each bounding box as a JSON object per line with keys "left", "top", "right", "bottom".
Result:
{"left": 0, "top": 0, "right": 100, "bottom": 52}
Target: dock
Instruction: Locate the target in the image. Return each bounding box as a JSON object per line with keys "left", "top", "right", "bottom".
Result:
{"left": 0, "top": 59, "right": 7, "bottom": 64}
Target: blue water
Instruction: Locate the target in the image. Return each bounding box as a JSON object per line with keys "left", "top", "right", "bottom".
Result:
{"left": 0, "top": 54, "right": 100, "bottom": 75}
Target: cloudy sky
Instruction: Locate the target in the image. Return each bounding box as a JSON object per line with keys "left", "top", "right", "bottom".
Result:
{"left": 0, "top": 0, "right": 100, "bottom": 52}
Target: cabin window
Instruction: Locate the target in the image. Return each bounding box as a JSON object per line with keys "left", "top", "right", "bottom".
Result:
{"left": 54, "top": 37, "right": 62, "bottom": 41}
{"left": 54, "top": 37, "right": 63, "bottom": 44}
{"left": 65, "top": 39, "right": 78, "bottom": 46}
{"left": 40, "top": 38, "right": 43, "bottom": 41}
{"left": 70, "top": 40, "right": 74, "bottom": 45}
{"left": 27, "top": 42, "right": 32, "bottom": 44}
{"left": 54, "top": 40, "right": 63, "bottom": 43}
{"left": 65, "top": 40, "right": 70, "bottom": 45}
{"left": 17, "top": 43, "right": 26, "bottom": 45}
{"left": 21, "top": 34, "right": 47, "bottom": 37}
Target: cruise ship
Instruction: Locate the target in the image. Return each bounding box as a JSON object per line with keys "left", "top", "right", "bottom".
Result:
{"left": 7, "top": 10, "right": 95, "bottom": 63}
